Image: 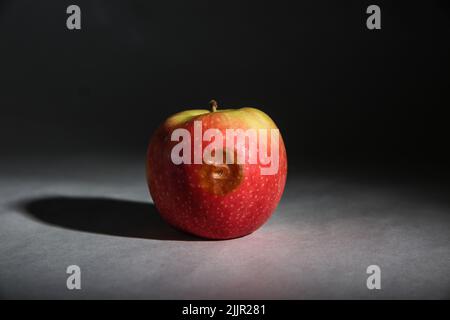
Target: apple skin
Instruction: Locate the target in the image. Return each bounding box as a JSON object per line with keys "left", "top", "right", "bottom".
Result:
{"left": 146, "top": 106, "right": 287, "bottom": 239}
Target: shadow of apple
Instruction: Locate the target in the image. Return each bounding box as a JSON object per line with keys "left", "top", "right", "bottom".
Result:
{"left": 19, "top": 196, "right": 202, "bottom": 241}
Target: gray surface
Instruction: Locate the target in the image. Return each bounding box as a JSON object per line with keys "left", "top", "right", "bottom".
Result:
{"left": 0, "top": 154, "right": 449, "bottom": 299}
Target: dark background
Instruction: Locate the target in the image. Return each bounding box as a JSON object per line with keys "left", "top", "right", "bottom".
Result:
{"left": 1, "top": 0, "right": 450, "bottom": 170}
{"left": 1, "top": 1, "right": 450, "bottom": 300}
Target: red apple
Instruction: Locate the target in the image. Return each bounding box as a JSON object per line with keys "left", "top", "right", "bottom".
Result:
{"left": 146, "top": 100, "right": 287, "bottom": 239}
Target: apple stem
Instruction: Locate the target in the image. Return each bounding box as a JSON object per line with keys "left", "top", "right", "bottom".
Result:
{"left": 210, "top": 100, "right": 218, "bottom": 112}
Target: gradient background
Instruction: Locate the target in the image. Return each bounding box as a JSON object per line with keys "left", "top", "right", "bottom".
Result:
{"left": 0, "top": 0, "right": 449, "bottom": 299}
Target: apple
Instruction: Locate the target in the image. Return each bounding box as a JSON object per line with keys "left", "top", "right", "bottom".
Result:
{"left": 146, "top": 100, "right": 287, "bottom": 239}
